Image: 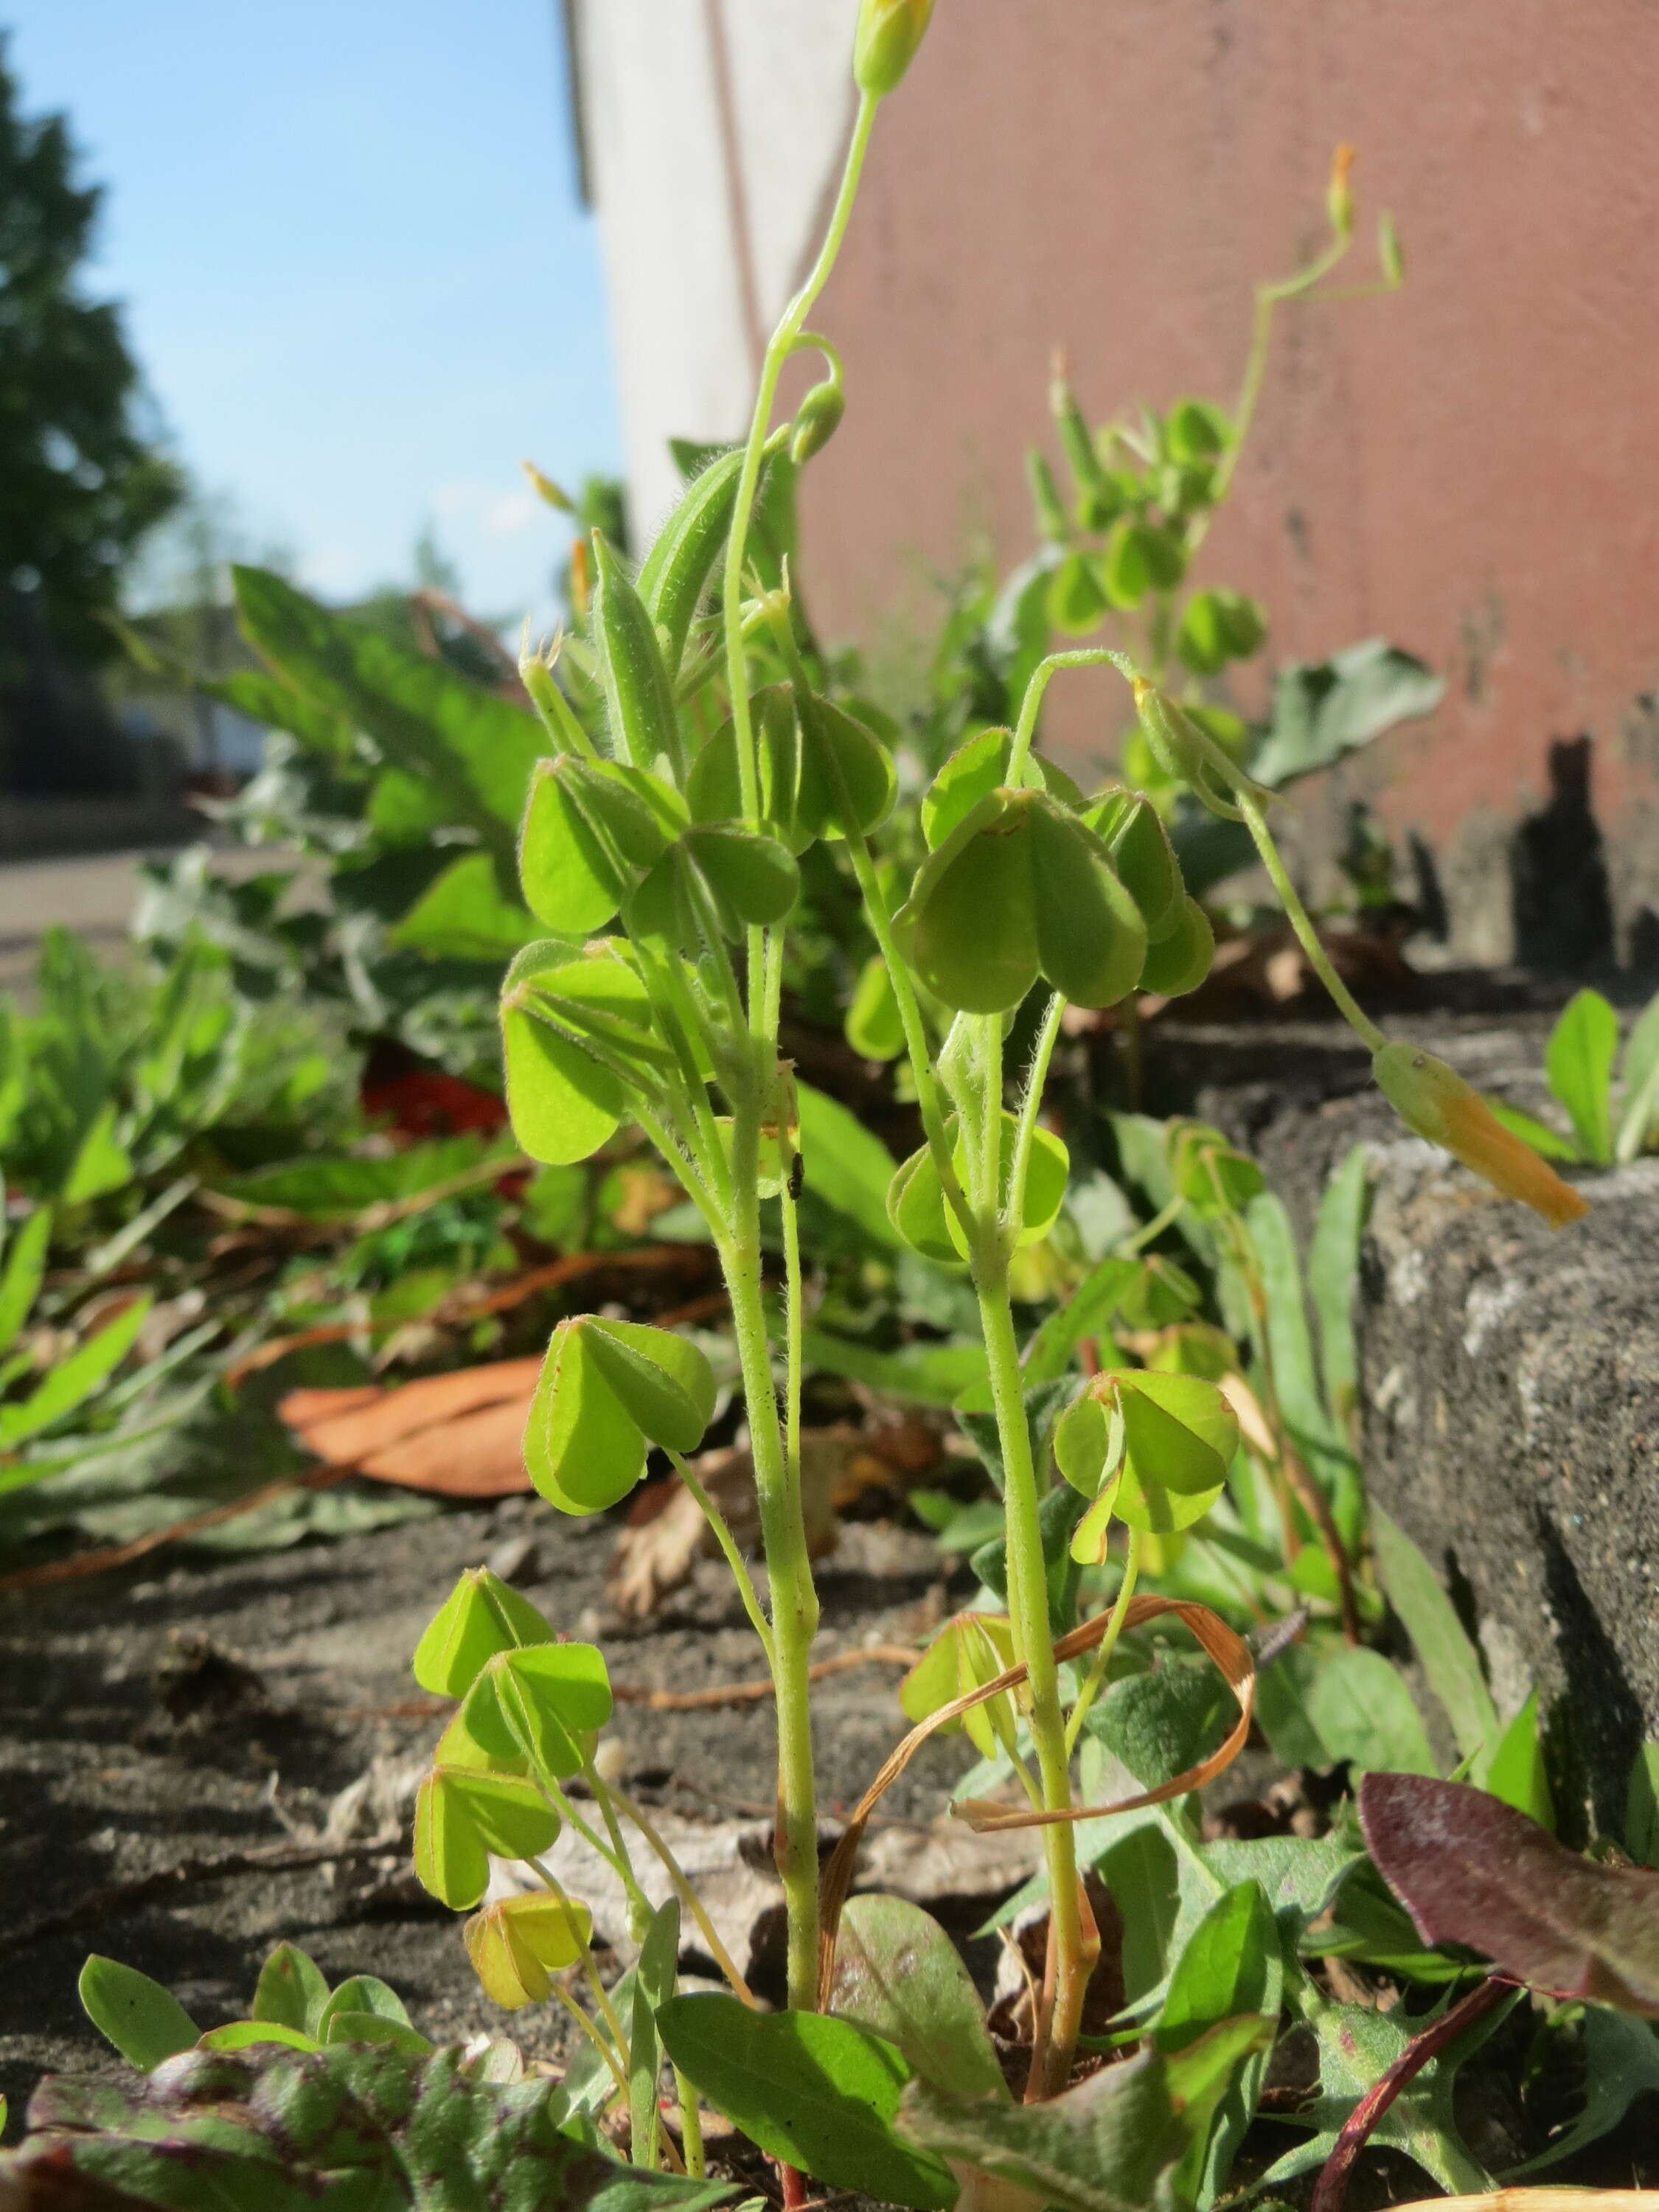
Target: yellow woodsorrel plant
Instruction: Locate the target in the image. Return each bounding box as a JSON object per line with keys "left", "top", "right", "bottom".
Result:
{"left": 403, "top": 0, "right": 1588, "bottom": 2191}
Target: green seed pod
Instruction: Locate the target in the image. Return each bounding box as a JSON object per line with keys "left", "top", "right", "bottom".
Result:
{"left": 852, "top": 0, "right": 934, "bottom": 96}
{"left": 590, "top": 532, "right": 683, "bottom": 778}
{"left": 1138, "top": 894, "right": 1214, "bottom": 998}
{"left": 634, "top": 445, "right": 745, "bottom": 675}
{"left": 790, "top": 378, "right": 846, "bottom": 465}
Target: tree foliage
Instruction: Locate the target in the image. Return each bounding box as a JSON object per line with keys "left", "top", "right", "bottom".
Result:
{"left": 0, "top": 36, "right": 181, "bottom": 666}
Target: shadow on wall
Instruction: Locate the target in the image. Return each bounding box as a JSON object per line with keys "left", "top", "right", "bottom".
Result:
{"left": 1509, "top": 736, "right": 1617, "bottom": 975}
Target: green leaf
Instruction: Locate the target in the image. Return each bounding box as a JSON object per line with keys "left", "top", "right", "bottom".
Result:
{"left": 1615, "top": 989, "right": 1659, "bottom": 1161}
{"left": 1627, "top": 1743, "right": 1659, "bottom": 1868}
{"left": 632, "top": 1898, "right": 679, "bottom": 2171}
{"left": 1308, "top": 1144, "right": 1370, "bottom": 1427}
{"left": 79, "top": 1955, "right": 200, "bottom": 2070}
{"left": 845, "top": 955, "right": 905, "bottom": 1061}
{"left": 1021, "top": 1255, "right": 1138, "bottom": 1386}
{"left": 920, "top": 726, "right": 1082, "bottom": 850}
{"left": 897, "top": 2041, "right": 1193, "bottom": 2212}
{"left": 801, "top": 1328, "right": 987, "bottom": 1406}
{"left": 234, "top": 566, "right": 545, "bottom": 864}
{"left": 683, "top": 824, "right": 800, "bottom": 931}
{"left": 252, "top": 1944, "right": 332, "bottom": 2037}
{"left": 218, "top": 1134, "right": 507, "bottom": 1221}
{"left": 501, "top": 944, "right": 655, "bottom": 1167}
{"left": 0, "top": 1205, "right": 52, "bottom": 1355}
{"left": 1370, "top": 1504, "right": 1501, "bottom": 1766}
{"left": 389, "top": 852, "right": 539, "bottom": 959}
{"left": 1484, "top": 1688, "right": 1555, "bottom": 1829}
{"left": 1303, "top": 1644, "right": 1437, "bottom": 1775}
{"left": 1546, "top": 987, "right": 1620, "bottom": 1164}
{"left": 1511, "top": 2007, "right": 1659, "bottom": 2173}
{"left": 197, "top": 2020, "right": 319, "bottom": 2055}
{"left": 1155, "top": 1885, "right": 1281, "bottom": 2202}
{"left": 1256, "top": 1990, "right": 1503, "bottom": 2195}
{"left": 1485, "top": 1096, "right": 1579, "bottom": 1160}
{"left": 0, "top": 1293, "right": 152, "bottom": 1450}
{"left": 414, "top": 1767, "right": 561, "bottom": 1909}
{"left": 656, "top": 1993, "right": 956, "bottom": 2210}
{"left": 1113, "top": 1370, "right": 1235, "bottom": 1533}
{"left": 1048, "top": 549, "right": 1109, "bottom": 633}
{"left": 60, "top": 1101, "right": 135, "bottom": 1205}
{"left": 519, "top": 759, "right": 633, "bottom": 933}
{"left": 1138, "top": 894, "right": 1214, "bottom": 999}
{"left": 1088, "top": 1660, "right": 1232, "bottom": 1793}
{"left": 832, "top": 1895, "right": 1008, "bottom": 2103}
{"left": 15, "top": 2039, "right": 735, "bottom": 2212}
{"left": 411, "top": 1567, "right": 555, "bottom": 1698}
{"left": 491, "top": 1641, "right": 613, "bottom": 1778}
{"left": 1251, "top": 639, "right": 1444, "bottom": 790}
{"left": 796, "top": 1079, "right": 902, "bottom": 1251}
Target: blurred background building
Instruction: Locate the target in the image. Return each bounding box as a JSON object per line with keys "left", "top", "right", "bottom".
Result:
{"left": 568, "top": 0, "right": 1659, "bottom": 970}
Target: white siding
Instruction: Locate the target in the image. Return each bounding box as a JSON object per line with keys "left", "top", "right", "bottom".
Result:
{"left": 571, "top": 0, "right": 859, "bottom": 540}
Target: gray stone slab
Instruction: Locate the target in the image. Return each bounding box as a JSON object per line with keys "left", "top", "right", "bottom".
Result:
{"left": 1356, "top": 1144, "right": 1659, "bottom": 1834}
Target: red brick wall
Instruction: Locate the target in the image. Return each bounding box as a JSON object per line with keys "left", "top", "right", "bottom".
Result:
{"left": 800, "top": 0, "right": 1659, "bottom": 963}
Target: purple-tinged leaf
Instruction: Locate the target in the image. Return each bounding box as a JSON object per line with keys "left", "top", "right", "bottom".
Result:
{"left": 1360, "top": 1773, "right": 1659, "bottom": 2014}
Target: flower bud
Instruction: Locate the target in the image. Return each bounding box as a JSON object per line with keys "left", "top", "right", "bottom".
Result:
{"left": 789, "top": 378, "right": 846, "bottom": 465}
{"left": 1372, "top": 1043, "right": 1590, "bottom": 1228}
{"left": 853, "top": 0, "right": 935, "bottom": 97}
{"left": 521, "top": 459, "right": 574, "bottom": 513}
{"left": 1326, "top": 142, "right": 1356, "bottom": 240}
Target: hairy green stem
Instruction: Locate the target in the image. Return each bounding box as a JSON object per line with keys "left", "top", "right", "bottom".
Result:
{"left": 675, "top": 2068, "right": 706, "bottom": 2177}
{"left": 1065, "top": 1527, "right": 1141, "bottom": 1754}
{"left": 723, "top": 1214, "right": 821, "bottom": 2013}
{"left": 720, "top": 91, "right": 877, "bottom": 838}
{"left": 975, "top": 1279, "right": 1085, "bottom": 2092}
{"left": 1235, "top": 789, "right": 1385, "bottom": 1050}
{"left": 1006, "top": 995, "right": 1065, "bottom": 1237}
{"left": 611, "top": 1784, "right": 757, "bottom": 2005}
{"left": 550, "top": 1982, "right": 629, "bottom": 2096}
{"left": 672, "top": 1450, "right": 774, "bottom": 1666}
{"left": 1006, "top": 648, "right": 1134, "bottom": 787}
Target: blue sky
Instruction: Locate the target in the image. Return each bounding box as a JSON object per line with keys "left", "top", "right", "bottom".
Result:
{"left": 5, "top": 0, "right": 621, "bottom": 622}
